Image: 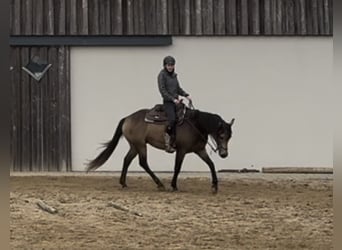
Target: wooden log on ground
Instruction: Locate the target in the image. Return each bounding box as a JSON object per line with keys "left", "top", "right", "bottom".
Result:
{"left": 218, "top": 168, "right": 260, "bottom": 173}
{"left": 262, "top": 167, "right": 333, "bottom": 174}
{"left": 107, "top": 201, "right": 142, "bottom": 217}
{"left": 36, "top": 200, "right": 58, "bottom": 214}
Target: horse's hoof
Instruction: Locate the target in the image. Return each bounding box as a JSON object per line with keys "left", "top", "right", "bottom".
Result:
{"left": 211, "top": 186, "right": 218, "bottom": 194}
{"left": 171, "top": 187, "right": 178, "bottom": 192}
{"left": 157, "top": 185, "right": 166, "bottom": 191}
{"left": 121, "top": 184, "right": 128, "bottom": 189}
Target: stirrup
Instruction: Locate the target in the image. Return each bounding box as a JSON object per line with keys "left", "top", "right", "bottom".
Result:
{"left": 164, "top": 134, "right": 176, "bottom": 153}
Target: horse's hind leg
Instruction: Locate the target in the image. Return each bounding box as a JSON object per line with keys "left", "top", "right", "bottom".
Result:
{"left": 120, "top": 146, "right": 138, "bottom": 188}
{"left": 196, "top": 149, "right": 218, "bottom": 193}
{"left": 137, "top": 146, "right": 165, "bottom": 190}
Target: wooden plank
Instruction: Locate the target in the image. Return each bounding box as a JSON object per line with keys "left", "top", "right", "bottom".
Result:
{"left": 145, "top": 0, "right": 157, "bottom": 34}
{"left": 214, "top": 0, "right": 225, "bottom": 35}
{"left": 29, "top": 47, "right": 39, "bottom": 171}
{"left": 33, "top": 0, "right": 43, "bottom": 35}
{"left": 21, "top": 47, "right": 31, "bottom": 171}
{"left": 98, "top": 0, "right": 111, "bottom": 34}
{"left": 13, "top": 0, "right": 21, "bottom": 35}
{"left": 239, "top": 0, "right": 248, "bottom": 34}
{"left": 263, "top": 0, "right": 271, "bottom": 34}
{"left": 58, "top": 0, "right": 66, "bottom": 35}
{"left": 10, "top": 48, "right": 16, "bottom": 171}
{"left": 296, "top": 0, "right": 306, "bottom": 35}
{"left": 112, "top": 0, "right": 123, "bottom": 34}
{"left": 226, "top": 0, "right": 236, "bottom": 35}
{"left": 89, "top": 0, "right": 99, "bottom": 35}
{"left": 14, "top": 48, "right": 22, "bottom": 171}
{"left": 287, "top": 0, "right": 295, "bottom": 34}
{"left": 183, "top": 0, "right": 191, "bottom": 35}
{"left": 125, "top": 0, "right": 134, "bottom": 34}
{"left": 323, "top": 0, "right": 330, "bottom": 35}
{"left": 156, "top": 0, "right": 168, "bottom": 34}
{"left": 194, "top": 0, "right": 202, "bottom": 35}
{"left": 249, "top": 0, "right": 260, "bottom": 35}
{"left": 138, "top": 0, "right": 146, "bottom": 34}
{"left": 46, "top": 0, "right": 55, "bottom": 35}
{"left": 167, "top": 0, "right": 173, "bottom": 34}
{"left": 68, "top": 0, "right": 77, "bottom": 35}
{"left": 262, "top": 167, "right": 333, "bottom": 174}
{"left": 23, "top": 0, "right": 32, "bottom": 35}
{"left": 202, "top": 0, "right": 213, "bottom": 35}
{"left": 311, "top": 0, "right": 319, "bottom": 35}
{"left": 317, "top": 0, "right": 325, "bottom": 34}
{"left": 275, "top": 0, "right": 282, "bottom": 35}
{"left": 81, "top": 0, "right": 89, "bottom": 35}
{"left": 65, "top": 47, "right": 72, "bottom": 171}
{"left": 328, "top": 0, "right": 332, "bottom": 34}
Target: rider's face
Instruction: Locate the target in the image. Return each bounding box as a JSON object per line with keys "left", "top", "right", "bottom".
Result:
{"left": 166, "top": 64, "right": 175, "bottom": 72}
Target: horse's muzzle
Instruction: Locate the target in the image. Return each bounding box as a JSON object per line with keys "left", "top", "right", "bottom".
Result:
{"left": 219, "top": 150, "right": 228, "bottom": 158}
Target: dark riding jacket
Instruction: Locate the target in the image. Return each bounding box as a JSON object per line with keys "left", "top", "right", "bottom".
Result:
{"left": 158, "top": 69, "right": 189, "bottom": 102}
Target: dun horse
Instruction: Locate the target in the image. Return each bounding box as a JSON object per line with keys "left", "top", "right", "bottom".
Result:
{"left": 86, "top": 104, "right": 234, "bottom": 193}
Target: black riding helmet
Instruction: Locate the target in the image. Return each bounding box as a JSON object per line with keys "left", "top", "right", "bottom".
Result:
{"left": 163, "top": 56, "right": 176, "bottom": 66}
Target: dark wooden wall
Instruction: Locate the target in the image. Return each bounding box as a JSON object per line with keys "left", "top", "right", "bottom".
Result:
{"left": 10, "top": 46, "right": 71, "bottom": 171}
{"left": 10, "top": 0, "right": 333, "bottom": 36}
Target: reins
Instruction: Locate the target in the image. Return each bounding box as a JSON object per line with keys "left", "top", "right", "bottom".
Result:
{"left": 186, "top": 101, "right": 218, "bottom": 153}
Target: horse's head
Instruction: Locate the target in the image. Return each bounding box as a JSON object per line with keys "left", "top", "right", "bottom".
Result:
{"left": 212, "top": 118, "right": 235, "bottom": 158}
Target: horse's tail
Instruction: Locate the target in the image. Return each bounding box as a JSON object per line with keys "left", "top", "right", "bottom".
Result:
{"left": 86, "top": 118, "right": 125, "bottom": 172}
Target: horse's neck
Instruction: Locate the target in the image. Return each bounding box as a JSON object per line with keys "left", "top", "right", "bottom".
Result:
{"left": 195, "top": 111, "right": 220, "bottom": 135}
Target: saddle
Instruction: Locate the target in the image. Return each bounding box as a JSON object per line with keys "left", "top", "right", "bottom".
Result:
{"left": 144, "top": 103, "right": 186, "bottom": 125}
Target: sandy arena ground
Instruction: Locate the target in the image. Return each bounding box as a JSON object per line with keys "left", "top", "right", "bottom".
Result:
{"left": 10, "top": 172, "right": 333, "bottom": 250}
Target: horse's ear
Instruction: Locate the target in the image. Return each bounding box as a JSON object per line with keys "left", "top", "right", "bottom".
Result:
{"left": 230, "top": 118, "right": 235, "bottom": 126}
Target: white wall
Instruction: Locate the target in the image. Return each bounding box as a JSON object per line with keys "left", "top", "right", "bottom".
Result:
{"left": 71, "top": 37, "right": 333, "bottom": 172}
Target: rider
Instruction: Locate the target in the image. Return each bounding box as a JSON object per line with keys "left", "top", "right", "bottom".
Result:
{"left": 158, "top": 56, "right": 192, "bottom": 153}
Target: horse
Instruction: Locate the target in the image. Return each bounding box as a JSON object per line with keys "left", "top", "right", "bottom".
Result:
{"left": 86, "top": 105, "right": 234, "bottom": 193}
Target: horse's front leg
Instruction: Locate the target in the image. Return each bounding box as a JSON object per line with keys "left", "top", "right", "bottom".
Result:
{"left": 171, "top": 151, "right": 186, "bottom": 191}
{"left": 195, "top": 149, "right": 218, "bottom": 193}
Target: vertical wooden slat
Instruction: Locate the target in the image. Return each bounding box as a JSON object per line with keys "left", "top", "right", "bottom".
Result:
{"left": 23, "top": 0, "right": 32, "bottom": 35}
{"left": 264, "top": 0, "right": 271, "bottom": 34}
{"left": 323, "top": 0, "right": 330, "bottom": 35}
{"left": 46, "top": 0, "right": 55, "bottom": 35}
{"left": 311, "top": 0, "right": 319, "bottom": 35}
{"left": 89, "top": 0, "right": 99, "bottom": 34}
{"left": 13, "top": 0, "right": 21, "bottom": 35}
{"left": 29, "top": 48, "right": 39, "bottom": 171}
{"left": 193, "top": 0, "right": 201, "bottom": 35}
{"left": 65, "top": 47, "right": 72, "bottom": 171}
{"left": 297, "top": 0, "right": 306, "bottom": 35}
{"left": 58, "top": 0, "right": 66, "bottom": 35}
{"left": 249, "top": 0, "right": 260, "bottom": 35}
{"left": 287, "top": 0, "right": 295, "bottom": 34}
{"left": 167, "top": 0, "right": 173, "bottom": 34}
{"left": 275, "top": 0, "right": 282, "bottom": 35}
{"left": 10, "top": 48, "right": 17, "bottom": 171}
{"left": 21, "top": 47, "right": 31, "bottom": 171}
{"left": 202, "top": 0, "right": 213, "bottom": 35}
{"left": 112, "top": 0, "right": 123, "bottom": 34}
{"left": 125, "top": 0, "right": 134, "bottom": 34}
{"left": 33, "top": 0, "right": 43, "bottom": 35}
{"left": 226, "top": 0, "right": 236, "bottom": 35}
{"left": 138, "top": 0, "right": 145, "bottom": 34}
{"left": 317, "top": 0, "right": 325, "bottom": 34}
{"left": 156, "top": 0, "right": 168, "bottom": 34}
{"left": 145, "top": 0, "right": 157, "bottom": 34}
{"left": 99, "top": 0, "right": 111, "bottom": 34}
{"left": 81, "top": 0, "right": 89, "bottom": 35}
{"left": 240, "top": 0, "right": 248, "bottom": 34}
{"left": 183, "top": 0, "right": 191, "bottom": 35}
{"left": 328, "top": 0, "right": 332, "bottom": 34}
{"left": 68, "top": 0, "right": 77, "bottom": 35}
{"left": 214, "top": 0, "right": 225, "bottom": 35}
{"left": 133, "top": 0, "right": 140, "bottom": 33}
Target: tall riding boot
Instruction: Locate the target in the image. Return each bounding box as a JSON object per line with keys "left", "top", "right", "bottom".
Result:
{"left": 164, "top": 133, "right": 176, "bottom": 153}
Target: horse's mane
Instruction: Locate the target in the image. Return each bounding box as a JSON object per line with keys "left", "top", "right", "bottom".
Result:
{"left": 190, "top": 109, "right": 223, "bottom": 134}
